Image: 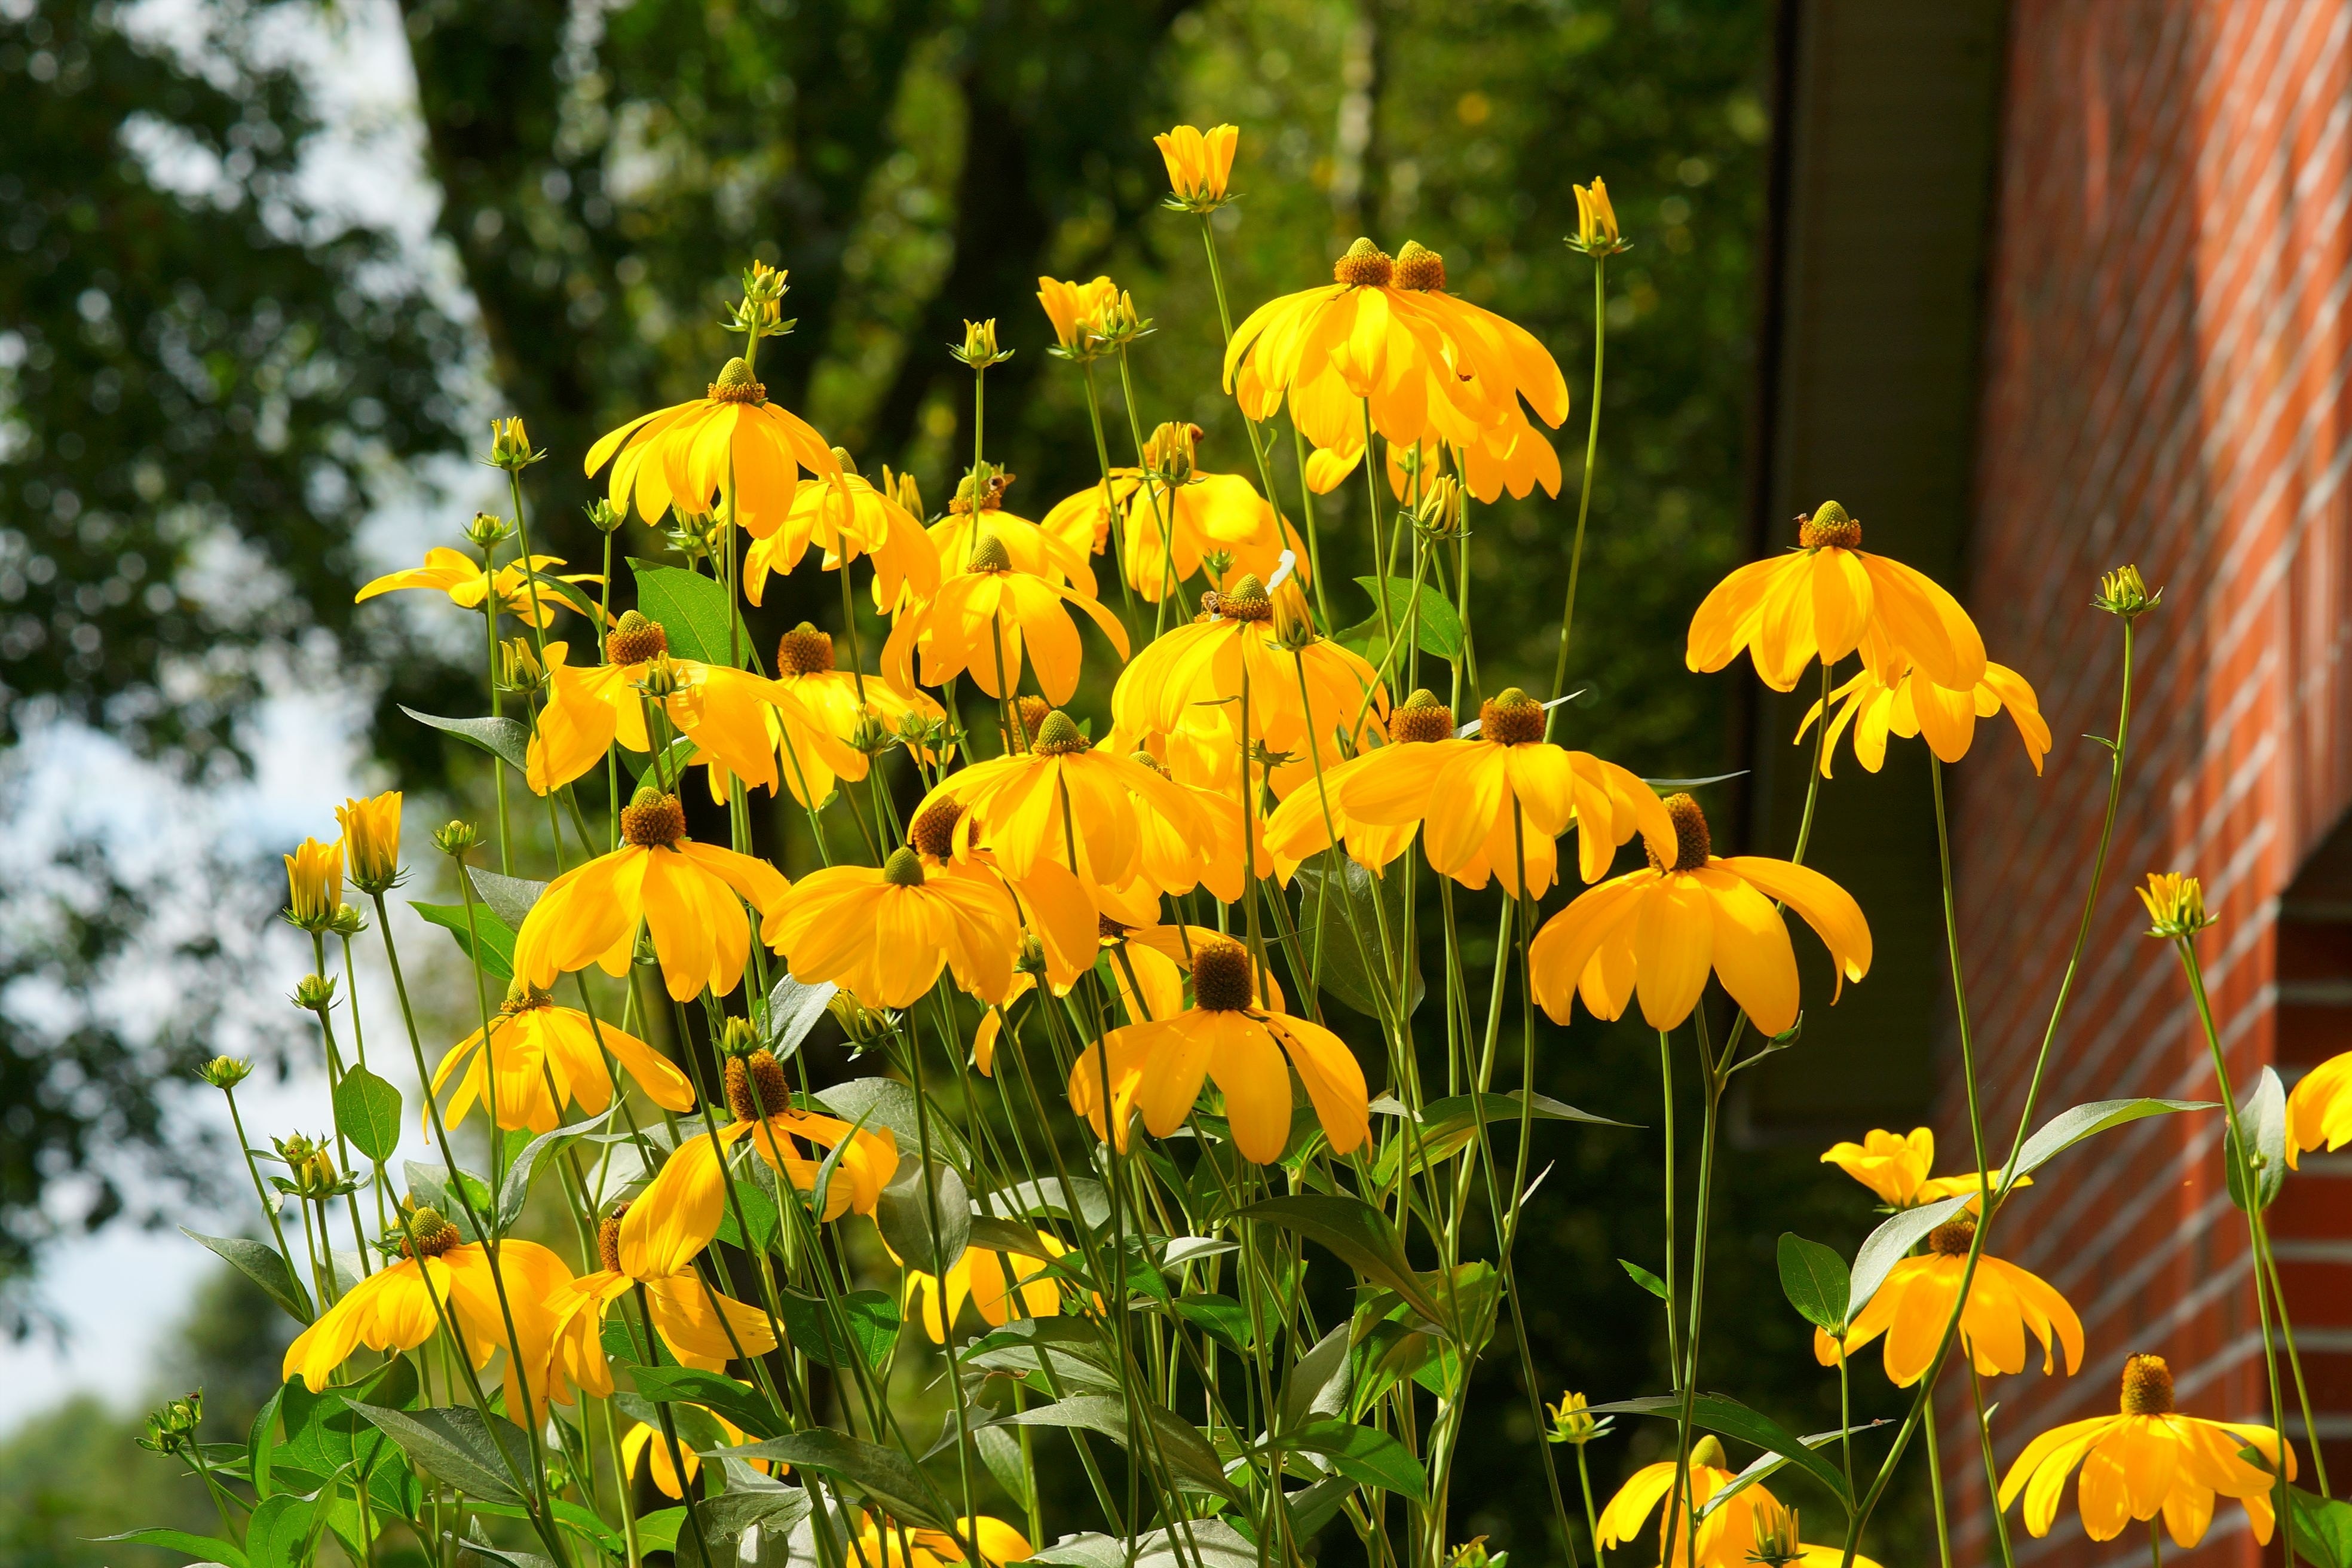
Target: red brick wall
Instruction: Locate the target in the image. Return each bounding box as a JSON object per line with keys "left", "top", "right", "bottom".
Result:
{"left": 1952, "top": 3, "right": 2352, "bottom": 1564}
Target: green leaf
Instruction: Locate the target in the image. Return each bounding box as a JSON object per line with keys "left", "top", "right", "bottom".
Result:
{"left": 702, "top": 1460, "right": 814, "bottom": 1541}
{"left": 713, "top": 1429, "right": 955, "bottom": 1531}
{"left": 630, "top": 559, "right": 752, "bottom": 666}
{"left": 1295, "top": 850, "right": 1423, "bottom": 1019}
{"left": 183, "top": 1229, "right": 311, "bottom": 1324}
{"left": 961, "top": 1317, "right": 1122, "bottom": 1396}
{"left": 496, "top": 1108, "right": 614, "bottom": 1235}
{"left": 876, "top": 1158, "right": 971, "bottom": 1275}
{"left": 1237, "top": 1194, "right": 1446, "bottom": 1328}
{"left": 400, "top": 706, "right": 529, "bottom": 772}
{"left": 247, "top": 1382, "right": 285, "bottom": 1498}
{"left": 93, "top": 1529, "right": 249, "bottom": 1568}
{"left": 1340, "top": 575, "right": 1465, "bottom": 659}
{"left": 1170, "top": 1296, "right": 1255, "bottom": 1355}
{"left": 976, "top": 1424, "right": 1035, "bottom": 1517}
{"left": 973, "top": 1394, "right": 1238, "bottom": 1501}
{"left": 2228, "top": 1068, "right": 2289, "bottom": 1214}
{"left": 347, "top": 1401, "right": 532, "bottom": 1504}
{"left": 1619, "top": 1258, "right": 1669, "bottom": 1300}
{"left": 1280, "top": 1324, "right": 1355, "bottom": 1434}
{"left": 1583, "top": 1393, "right": 1853, "bottom": 1508}
{"left": 815, "top": 1077, "right": 973, "bottom": 1167}
{"left": 988, "top": 1177, "right": 1111, "bottom": 1230}
{"left": 765, "top": 973, "right": 840, "bottom": 1059}
{"left": 1777, "top": 1233, "right": 1849, "bottom": 1331}
{"left": 403, "top": 1161, "right": 492, "bottom": 1236}
{"left": 241, "top": 1495, "right": 314, "bottom": 1568}
{"left": 332, "top": 1066, "right": 403, "bottom": 1164}
{"left": 466, "top": 867, "right": 548, "bottom": 931}
{"left": 523, "top": 568, "right": 604, "bottom": 624}
{"left": 1371, "top": 1090, "right": 1625, "bottom": 1183}
{"left": 630, "top": 1365, "right": 784, "bottom": 1439}
{"left": 279, "top": 1357, "right": 416, "bottom": 1487}
{"left": 776, "top": 1288, "right": 900, "bottom": 1372}
{"left": 411, "top": 899, "right": 517, "bottom": 981}
{"left": 628, "top": 732, "right": 700, "bottom": 789}
{"left": 1275, "top": 1417, "right": 1429, "bottom": 1499}
{"left": 2289, "top": 1485, "right": 2352, "bottom": 1568}
{"left": 1699, "top": 1420, "right": 1888, "bottom": 1520}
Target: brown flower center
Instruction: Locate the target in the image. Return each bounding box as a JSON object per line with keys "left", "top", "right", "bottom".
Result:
{"left": 724, "top": 1049, "right": 792, "bottom": 1122}
{"left": 1215, "top": 574, "right": 1273, "bottom": 623}
{"left": 606, "top": 610, "right": 669, "bottom": 667}
{"left": 621, "top": 789, "right": 687, "bottom": 849}
{"left": 399, "top": 1206, "right": 460, "bottom": 1260}
{"left": 1479, "top": 687, "right": 1545, "bottom": 746}
{"left": 909, "top": 798, "right": 964, "bottom": 861}
{"left": 1011, "top": 694, "right": 1051, "bottom": 750}
{"left": 1927, "top": 1215, "right": 1977, "bottom": 1257}
{"left": 1192, "top": 938, "right": 1255, "bottom": 1012}
{"left": 1393, "top": 241, "right": 1447, "bottom": 292}
{"left": 709, "top": 357, "right": 766, "bottom": 405}
{"left": 498, "top": 983, "right": 553, "bottom": 1018}
{"left": 1637, "top": 792, "right": 1712, "bottom": 874}
{"left": 1391, "top": 690, "right": 1455, "bottom": 745}
{"left": 1099, "top": 913, "right": 1132, "bottom": 941}
{"left": 596, "top": 1200, "right": 630, "bottom": 1273}
{"left": 1033, "top": 711, "right": 1090, "bottom": 755}
{"left": 1334, "top": 237, "right": 1396, "bottom": 289}
{"left": 1798, "top": 500, "right": 1861, "bottom": 550}
{"left": 948, "top": 473, "right": 1013, "bottom": 516}
{"left": 2120, "top": 1353, "right": 2175, "bottom": 1415}
{"left": 778, "top": 622, "right": 836, "bottom": 675}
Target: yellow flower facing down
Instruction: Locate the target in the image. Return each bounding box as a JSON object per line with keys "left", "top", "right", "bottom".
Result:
{"left": 1814, "top": 1214, "right": 2082, "bottom": 1386}
{"left": 1154, "top": 122, "right": 1239, "bottom": 210}
{"left": 847, "top": 1511, "right": 1035, "bottom": 1568}
{"left": 1529, "top": 792, "right": 1870, "bottom": 1037}
{"left": 586, "top": 357, "right": 840, "bottom": 537}
{"left": 2001, "top": 1353, "right": 2294, "bottom": 1547}
{"left": 618, "top": 1049, "right": 901, "bottom": 1278}
{"left": 1069, "top": 935, "right": 1368, "bottom": 1165}
{"left": 1041, "top": 467, "right": 1309, "bottom": 605}
{"left": 765, "top": 848, "right": 1019, "bottom": 1010}
{"left": 1820, "top": 1126, "right": 2022, "bottom": 1209}
{"left": 336, "top": 792, "right": 402, "bottom": 893}
{"left": 618, "top": 1407, "right": 772, "bottom": 1500}
{"left": 512, "top": 788, "right": 791, "bottom": 1002}
{"left": 1799, "top": 660, "right": 2050, "bottom": 776}
{"left": 745, "top": 623, "right": 951, "bottom": 800}
{"left": 924, "top": 501, "right": 1099, "bottom": 601}
{"left": 429, "top": 984, "right": 694, "bottom": 1135}
{"left": 283, "top": 1207, "right": 569, "bottom": 1419}
{"left": 544, "top": 1201, "right": 775, "bottom": 1408}
{"left": 2287, "top": 1048, "right": 2352, "bottom": 1165}
{"left": 356, "top": 548, "right": 596, "bottom": 629}
{"left": 1037, "top": 274, "right": 1121, "bottom": 354}
{"left": 742, "top": 469, "right": 940, "bottom": 612}
{"left": 1263, "top": 690, "right": 1453, "bottom": 878}
{"left": 284, "top": 837, "right": 343, "bottom": 930}
{"left": 882, "top": 532, "right": 1129, "bottom": 705}
{"left": 1686, "top": 503, "right": 1987, "bottom": 693}
{"left": 900, "top": 1227, "right": 1073, "bottom": 1343}
{"left": 1597, "top": 1435, "right": 1879, "bottom": 1568}
{"left": 1304, "top": 405, "right": 1564, "bottom": 504}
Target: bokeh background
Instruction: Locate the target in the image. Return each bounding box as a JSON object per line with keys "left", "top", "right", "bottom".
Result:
{"left": 0, "top": 0, "right": 1942, "bottom": 1560}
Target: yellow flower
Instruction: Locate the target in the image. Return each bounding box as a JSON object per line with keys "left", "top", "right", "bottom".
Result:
{"left": 1799, "top": 660, "right": 2050, "bottom": 776}
{"left": 336, "top": 792, "right": 402, "bottom": 893}
{"left": 1820, "top": 1126, "right": 2020, "bottom": 1209}
{"left": 617, "top": 1049, "right": 901, "bottom": 1277}
{"left": 1569, "top": 177, "right": 1624, "bottom": 255}
{"left": 1597, "top": 1435, "right": 1879, "bottom": 1568}
{"left": 618, "top": 1408, "right": 769, "bottom": 1500}
{"left": 1153, "top": 122, "right": 1239, "bottom": 209}
{"left": 742, "top": 469, "right": 940, "bottom": 611}
{"left": 512, "top": 788, "right": 791, "bottom": 1002}
{"left": 1686, "top": 503, "right": 1986, "bottom": 693}
{"left": 900, "top": 1226, "right": 1073, "bottom": 1343}
{"left": 282, "top": 1207, "right": 569, "bottom": 1419}
{"left": 284, "top": 837, "right": 343, "bottom": 930}
{"left": 1326, "top": 687, "right": 1674, "bottom": 899}
{"left": 1306, "top": 403, "right": 1563, "bottom": 504}
{"left": 881, "top": 532, "right": 1129, "bottom": 705}
{"left": 356, "top": 548, "right": 596, "bottom": 629}
{"left": 2287, "top": 1048, "right": 2352, "bottom": 1165}
{"left": 2137, "top": 871, "right": 2214, "bottom": 938}
{"left": 2001, "top": 1353, "right": 2293, "bottom": 1546}
{"left": 1262, "top": 690, "right": 1451, "bottom": 878}
{"left": 1529, "top": 792, "right": 1870, "bottom": 1036}
{"left": 764, "top": 848, "right": 1019, "bottom": 1010}
{"left": 1040, "top": 467, "right": 1307, "bottom": 605}
{"left": 586, "top": 357, "right": 840, "bottom": 537}
{"left": 1037, "top": 274, "right": 1121, "bottom": 354}
{"left": 1813, "top": 1214, "right": 2081, "bottom": 1386}
{"left": 755, "top": 623, "right": 952, "bottom": 797}
{"left": 544, "top": 1201, "right": 775, "bottom": 1407}
{"left": 486, "top": 415, "right": 541, "bottom": 470}
{"left": 429, "top": 984, "right": 694, "bottom": 1134}
{"left": 923, "top": 492, "right": 1100, "bottom": 601}
{"left": 846, "top": 1511, "right": 1034, "bottom": 1568}
{"left": 1069, "top": 935, "right": 1368, "bottom": 1165}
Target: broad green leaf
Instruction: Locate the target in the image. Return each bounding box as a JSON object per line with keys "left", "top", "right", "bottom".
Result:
{"left": 1170, "top": 1295, "right": 1255, "bottom": 1355}
{"left": 183, "top": 1229, "right": 311, "bottom": 1324}
{"left": 466, "top": 866, "right": 547, "bottom": 930}
{"left": 1340, "top": 575, "right": 1465, "bottom": 659}
{"left": 815, "top": 1077, "right": 973, "bottom": 1167}
{"left": 988, "top": 1177, "right": 1110, "bottom": 1230}
{"left": 247, "top": 1382, "right": 285, "bottom": 1497}
{"left": 400, "top": 706, "right": 529, "bottom": 772}
{"left": 242, "top": 1495, "right": 314, "bottom": 1568}
{"left": 973, "top": 1394, "right": 1238, "bottom": 1501}
{"left": 1619, "top": 1258, "right": 1669, "bottom": 1300}
{"left": 630, "top": 1365, "right": 784, "bottom": 1439}
{"left": 628, "top": 732, "right": 700, "bottom": 789}
{"left": 403, "top": 1161, "right": 492, "bottom": 1236}
{"left": 876, "top": 1158, "right": 970, "bottom": 1275}
{"left": 411, "top": 899, "right": 516, "bottom": 981}
{"left": 1032, "top": 1521, "right": 1261, "bottom": 1568}
{"left": 278, "top": 1358, "right": 415, "bottom": 1486}
{"left": 495, "top": 1108, "right": 614, "bottom": 1235}
{"left": 94, "top": 1529, "right": 248, "bottom": 1568}
{"left": 962, "top": 1317, "right": 1123, "bottom": 1395}
{"left": 766, "top": 973, "right": 840, "bottom": 1059}
{"left": 347, "top": 1401, "right": 531, "bottom": 1504}
{"left": 631, "top": 559, "right": 752, "bottom": 667}
{"left": 712, "top": 1429, "right": 955, "bottom": 1532}
{"left": 2228, "top": 1068, "right": 2288, "bottom": 1214}
{"left": 1583, "top": 1392, "right": 1853, "bottom": 1508}
{"left": 1275, "top": 1417, "right": 1429, "bottom": 1499}
{"left": 1239, "top": 1193, "right": 1446, "bottom": 1327}
{"left": 715, "top": 1158, "right": 784, "bottom": 1255}
{"left": 777, "top": 1288, "right": 900, "bottom": 1372}
{"left": 1280, "top": 1324, "right": 1355, "bottom": 1434}
{"left": 2289, "top": 1485, "right": 2352, "bottom": 1568}
{"left": 965, "top": 1214, "right": 1055, "bottom": 1258}
{"left": 702, "top": 1459, "right": 813, "bottom": 1539}
{"left": 332, "top": 1066, "right": 403, "bottom": 1164}
{"left": 1295, "top": 849, "right": 1423, "bottom": 1019}
{"left": 1777, "top": 1233, "right": 1850, "bottom": 1331}
{"left": 976, "top": 1424, "right": 1035, "bottom": 1517}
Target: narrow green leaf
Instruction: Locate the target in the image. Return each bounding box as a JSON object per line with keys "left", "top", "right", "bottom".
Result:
{"left": 466, "top": 867, "right": 547, "bottom": 931}
{"left": 973, "top": 1394, "right": 1238, "bottom": 1501}
{"left": 815, "top": 1077, "right": 973, "bottom": 1166}
{"left": 183, "top": 1229, "right": 311, "bottom": 1324}
{"left": 332, "top": 1066, "right": 403, "bottom": 1164}
{"left": 1619, "top": 1258, "right": 1668, "bottom": 1300}
{"left": 1776, "top": 1233, "right": 1849, "bottom": 1331}
{"left": 411, "top": 899, "right": 516, "bottom": 981}
{"left": 93, "top": 1529, "right": 249, "bottom": 1568}
{"left": 400, "top": 706, "right": 529, "bottom": 772}
{"left": 712, "top": 1429, "right": 954, "bottom": 1531}
{"left": 630, "top": 1365, "right": 784, "bottom": 1440}
{"left": 495, "top": 1108, "right": 614, "bottom": 1235}
{"left": 1582, "top": 1392, "right": 1853, "bottom": 1509}
{"left": 1238, "top": 1193, "right": 1446, "bottom": 1327}
{"left": 766, "top": 973, "right": 840, "bottom": 1058}
{"left": 1296, "top": 849, "right": 1424, "bottom": 1019}
{"left": 1276, "top": 1417, "right": 1429, "bottom": 1499}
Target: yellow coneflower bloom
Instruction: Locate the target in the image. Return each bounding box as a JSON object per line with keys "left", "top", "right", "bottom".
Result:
{"left": 764, "top": 848, "right": 1018, "bottom": 1010}
{"left": 736, "top": 622, "right": 950, "bottom": 802}
{"left": 922, "top": 493, "right": 1099, "bottom": 601}
{"left": 1040, "top": 466, "right": 1309, "bottom": 605}
{"left": 543, "top": 1201, "right": 774, "bottom": 1407}
{"left": 1799, "top": 660, "right": 2050, "bottom": 776}
{"left": 1333, "top": 687, "right": 1674, "bottom": 898}
{"left": 283, "top": 1206, "right": 569, "bottom": 1418}
{"left": 1820, "top": 1126, "right": 2021, "bottom": 1209}
{"left": 586, "top": 356, "right": 839, "bottom": 537}
{"left": 1069, "top": 936, "right": 1366, "bottom": 1165}
{"left": 847, "top": 1511, "right": 1035, "bottom": 1568}
{"left": 741, "top": 469, "right": 939, "bottom": 611}
{"left": 1097, "top": 752, "right": 1269, "bottom": 917}
{"left": 284, "top": 837, "right": 344, "bottom": 929}
{"left": 618, "top": 1048, "right": 901, "bottom": 1278}
{"left": 1262, "top": 691, "right": 1455, "bottom": 878}
{"left": 428, "top": 982, "right": 694, "bottom": 1134}
{"left": 898, "top": 1226, "right": 1072, "bottom": 1343}
{"left": 512, "top": 788, "right": 791, "bottom": 1002}
{"left": 1687, "top": 503, "right": 1986, "bottom": 693}
{"left": 2287, "top": 1048, "right": 2352, "bottom": 1165}
{"left": 1813, "top": 1214, "right": 2081, "bottom": 1386}
{"left": 2001, "top": 1353, "right": 2293, "bottom": 1546}
{"left": 335, "top": 792, "right": 402, "bottom": 893}
{"left": 1529, "top": 792, "right": 1870, "bottom": 1036}
{"left": 1037, "top": 274, "right": 1120, "bottom": 353}
{"left": 882, "top": 533, "right": 1128, "bottom": 705}
{"left": 618, "top": 1407, "right": 770, "bottom": 1501}
{"left": 1154, "top": 122, "right": 1239, "bottom": 209}
{"left": 1306, "top": 402, "right": 1563, "bottom": 503}
{"left": 355, "top": 549, "right": 600, "bottom": 629}
{"left": 1598, "top": 1436, "right": 1877, "bottom": 1568}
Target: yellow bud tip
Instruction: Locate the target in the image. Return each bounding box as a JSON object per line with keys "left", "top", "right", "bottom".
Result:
{"left": 883, "top": 846, "right": 927, "bottom": 887}
{"left": 1334, "top": 238, "right": 1396, "bottom": 288}
{"left": 830, "top": 445, "right": 859, "bottom": 474}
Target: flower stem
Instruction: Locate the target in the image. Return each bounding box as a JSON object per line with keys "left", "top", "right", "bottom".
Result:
{"left": 1544, "top": 253, "right": 1604, "bottom": 742}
